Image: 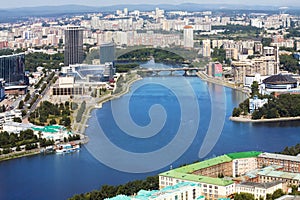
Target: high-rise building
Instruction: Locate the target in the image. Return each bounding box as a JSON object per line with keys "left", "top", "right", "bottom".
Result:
{"left": 100, "top": 42, "right": 115, "bottom": 64}
{"left": 183, "top": 25, "right": 194, "bottom": 48}
{"left": 202, "top": 39, "right": 211, "bottom": 57}
{"left": 0, "top": 53, "right": 26, "bottom": 86}
{"left": 64, "top": 26, "right": 84, "bottom": 66}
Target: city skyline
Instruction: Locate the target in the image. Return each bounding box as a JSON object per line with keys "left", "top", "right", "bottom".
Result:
{"left": 0, "top": 0, "right": 300, "bottom": 9}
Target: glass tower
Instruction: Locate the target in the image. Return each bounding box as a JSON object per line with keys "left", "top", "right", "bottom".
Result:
{"left": 0, "top": 53, "right": 25, "bottom": 86}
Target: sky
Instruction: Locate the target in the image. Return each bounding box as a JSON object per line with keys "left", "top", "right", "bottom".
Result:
{"left": 1, "top": 0, "right": 300, "bottom": 9}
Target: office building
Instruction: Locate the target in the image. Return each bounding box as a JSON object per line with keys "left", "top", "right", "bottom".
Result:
{"left": 0, "top": 53, "right": 26, "bottom": 86}
{"left": 183, "top": 25, "right": 194, "bottom": 48}
{"left": 64, "top": 26, "right": 84, "bottom": 66}
{"left": 100, "top": 43, "right": 115, "bottom": 64}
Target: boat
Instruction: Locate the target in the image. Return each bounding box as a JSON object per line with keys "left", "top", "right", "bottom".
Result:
{"left": 40, "top": 146, "right": 55, "bottom": 154}
{"left": 55, "top": 143, "right": 80, "bottom": 154}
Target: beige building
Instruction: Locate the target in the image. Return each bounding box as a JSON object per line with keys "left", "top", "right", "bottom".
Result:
{"left": 236, "top": 181, "right": 283, "bottom": 200}
{"left": 232, "top": 157, "right": 258, "bottom": 178}
{"left": 225, "top": 48, "right": 238, "bottom": 60}
{"left": 232, "top": 56, "right": 278, "bottom": 84}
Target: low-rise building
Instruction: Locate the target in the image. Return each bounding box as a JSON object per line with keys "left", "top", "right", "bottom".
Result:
{"left": 236, "top": 181, "right": 283, "bottom": 200}
{"left": 105, "top": 182, "right": 202, "bottom": 200}
{"left": 249, "top": 95, "right": 268, "bottom": 113}
{"left": 159, "top": 151, "right": 261, "bottom": 200}
{"left": 258, "top": 152, "right": 300, "bottom": 173}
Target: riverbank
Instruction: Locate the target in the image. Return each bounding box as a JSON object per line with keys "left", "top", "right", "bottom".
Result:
{"left": 0, "top": 149, "right": 40, "bottom": 162}
{"left": 0, "top": 137, "right": 88, "bottom": 162}
{"left": 76, "top": 73, "right": 142, "bottom": 134}
{"left": 196, "top": 71, "right": 250, "bottom": 95}
{"left": 230, "top": 116, "right": 300, "bottom": 123}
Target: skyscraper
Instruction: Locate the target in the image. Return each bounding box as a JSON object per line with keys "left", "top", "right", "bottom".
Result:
{"left": 0, "top": 53, "right": 26, "bottom": 86}
{"left": 64, "top": 26, "right": 83, "bottom": 66}
{"left": 183, "top": 25, "right": 194, "bottom": 48}
{"left": 100, "top": 42, "right": 115, "bottom": 64}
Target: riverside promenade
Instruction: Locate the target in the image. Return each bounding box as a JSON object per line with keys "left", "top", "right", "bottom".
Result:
{"left": 73, "top": 73, "right": 142, "bottom": 134}
{"left": 196, "top": 71, "right": 250, "bottom": 95}
{"left": 230, "top": 116, "right": 300, "bottom": 123}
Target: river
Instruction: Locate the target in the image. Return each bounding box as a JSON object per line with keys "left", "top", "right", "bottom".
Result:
{"left": 1, "top": 64, "right": 300, "bottom": 200}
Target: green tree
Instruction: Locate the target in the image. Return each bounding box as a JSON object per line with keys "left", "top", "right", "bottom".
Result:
{"left": 49, "top": 118, "right": 57, "bottom": 125}
{"left": 13, "top": 117, "right": 22, "bottom": 123}
{"left": 232, "top": 107, "right": 242, "bottom": 117}
{"left": 234, "top": 192, "right": 255, "bottom": 200}
{"left": 251, "top": 81, "right": 259, "bottom": 97}
{"left": 18, "top": 100, "right": 24, "bottom": 109}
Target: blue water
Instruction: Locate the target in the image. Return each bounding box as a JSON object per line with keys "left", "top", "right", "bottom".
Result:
{"left": 1, "top": 71, "right": 300, "bottom": 199}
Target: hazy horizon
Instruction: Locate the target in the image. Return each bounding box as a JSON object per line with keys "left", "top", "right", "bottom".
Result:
{"left": 0, "top": 0, "right": 299, "bottom": 9}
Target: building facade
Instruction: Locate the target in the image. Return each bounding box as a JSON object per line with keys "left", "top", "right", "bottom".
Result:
{"left": 0, "top": 53, "right": 26, "bottom": 86}
{"left": 258, "top": 153, "right": 300, "bottom": 173}
{"left": 100, "top": 42, "right": 115, "bottom": 64}
{"left": 64, "top": 26, "right": 84, "bottom": 66}
{"left": 235, "top": 182, "right": 283, "bottom": 200}
{"left": 183, "top": 25, "right": 194, "bottom": 48}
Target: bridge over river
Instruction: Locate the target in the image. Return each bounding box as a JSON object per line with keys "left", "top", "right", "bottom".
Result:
{"left": 136, "top": 67, "right": 205, "bottom": 76}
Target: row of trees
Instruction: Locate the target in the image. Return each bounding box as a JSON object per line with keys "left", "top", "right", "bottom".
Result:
{"left": 0, "top": 129, "right": 54, "bottom": 154}
{"left": 280, "top": 143, "right": 300, "bottom": 156}
{"left": 76, "top": 101, "right": 86, "bottom": 123}
{"left": 69, "top": 176, "right": 158, "bottom": 200}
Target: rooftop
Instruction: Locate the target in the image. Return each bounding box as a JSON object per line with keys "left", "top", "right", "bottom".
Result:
{"left": 160, "top": 170, "right": 234, "bottom": 186}
{"left": 237, "top": 181, "right": 282, "bottom": 189}
{"left": 176, "top": 155, "right": 232, "bottom": 174}
{"left": 227, "top": 151, "right": 261, "bottom": 159}
{"left": 263, "top": 74, "right": 297, "bottom": 84}
{"left": 160, "top": 152, "right": 263, "bottom": 186}
{"left": 259, "top": 152, "right": 300, "bottom": 162}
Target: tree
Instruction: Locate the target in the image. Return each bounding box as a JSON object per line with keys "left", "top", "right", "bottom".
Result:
{"left": 262, "top": 38, "right": 272, "bottom": 47}
{"left": 252, "top": 110, "right": 263, "bottom": 120}
{"left": 24, "top": 92, "right": 31, "bottom": 102}
{"left": 234, "top": 192, "right": 255, "bottom": 200}
{"left": 271, "top": 189, "right": 285, "bottom": 199}
{"left": 16, "top": 145, "right": 21, "bottom": 151}
{"left": 251, "top": 81, "right": 259, "bottom": 97}
{"left": 49, "top": 118, "right": 57, "bottom": 125}
{"left": 13, "top": 117, "right": 22, "bottom": 123}
{"left": 232, "top": 107, "right": 242, "bottom": 117}
{"left": 18, "top": 100, "right": 24, "bottom": 109}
